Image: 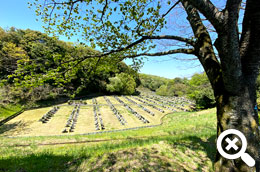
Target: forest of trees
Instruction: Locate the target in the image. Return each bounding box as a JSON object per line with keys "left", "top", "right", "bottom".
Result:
{"left": 1, "top": 26, "right": 259, "bottom": 112}
{"left": 1, "top": 26, "right": 260, "bottom": 112}
{"left": 0, "top": 27, "right": 139, "bottom": 106}
{"left": 140, "top": 73, "right": 215, "bottom": 109}
{"left": 0, "top": 27, "right": 217, "bottom": 110}
{"left": 140, "top": 72, "right": 260, "bottom": 110}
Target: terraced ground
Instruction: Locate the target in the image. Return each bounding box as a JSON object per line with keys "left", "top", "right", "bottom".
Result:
{"left": 0, "top": 95, "right": 193, "bottom": 137}
{"left": 0, "top": 108, "right": 216, "bottom": 172}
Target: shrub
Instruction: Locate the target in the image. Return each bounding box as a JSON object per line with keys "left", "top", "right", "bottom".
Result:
{"left": 106, "top": 73, "right": 136, "bottom": 95}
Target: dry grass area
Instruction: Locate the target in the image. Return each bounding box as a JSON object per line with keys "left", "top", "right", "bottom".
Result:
{"left": 0, "top": 95, "right": 186, "bottom": 137}
{"left": 0, "top": 108, "right": 216, "bottom": 172}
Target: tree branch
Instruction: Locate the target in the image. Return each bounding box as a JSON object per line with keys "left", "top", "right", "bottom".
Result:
{"left": 46, "top": 0, "right": 83, "bottom": 6}
{"left": 240, "top": 0, "right": 260, "bottom": 76}
{"left": 162, "top": 0, "right": 181, "bottom": 18}
{"left": 100, "top": 0, "right": 108, "bottom": 23}
{"left": 142, "top": 35, "right": 195, "bottom": 46}
{"left": 182, "top": 1, "right": 223, "bottom": 93}
{"left": 62, "top": 34, "right": 195, "bottom": 64}
{"left": 149, "top": 0, "right": 181, "bottom": 34}
{"left": 61, "top": 37, "right": 147, "bottom": 64}
{"left": 124, "top": 48, "right": 195, "bottom": 58}
{"left": 184, "top": 0, "right": 224, "bottom": 32}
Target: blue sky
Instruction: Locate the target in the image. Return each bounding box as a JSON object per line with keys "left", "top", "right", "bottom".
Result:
{"left": 0, "top": 0, "right": 204, "bottom": 79}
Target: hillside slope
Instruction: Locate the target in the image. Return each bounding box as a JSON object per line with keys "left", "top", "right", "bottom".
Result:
{"left": 0, "top": 108, "right": 216, "bottom": 171}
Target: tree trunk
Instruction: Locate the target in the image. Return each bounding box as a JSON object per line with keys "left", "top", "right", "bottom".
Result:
{"left": 181, "top": 2, "right": 260, "bottom": 170}
{"left": 214, "top": 86, "right": 260, "bottom": 172}
{"left": 212, "top": 0, "right": 260, "bottom": 170}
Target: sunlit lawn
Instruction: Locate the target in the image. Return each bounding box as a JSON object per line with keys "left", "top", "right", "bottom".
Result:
{"left": 0, "top": 108, "right": 217, "bottom": 172}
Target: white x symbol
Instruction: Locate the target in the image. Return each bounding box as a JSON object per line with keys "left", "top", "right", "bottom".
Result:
{"left": 225, "top": 137, "right": 239, "bottom": 151}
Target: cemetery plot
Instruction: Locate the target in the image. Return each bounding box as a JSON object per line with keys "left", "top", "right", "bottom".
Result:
{"left": 62, "top": 105, "right": 81, "bottom": 133}
{"left": 92, "top": 98, "right": 105, "bottom": 130}
{"left": 104, "top": 96, "right": 127, "bottom": 125}
{"left": 131, "top": 96, "right": 165, "bottom": 113}
{"left": 0, "top": 106, "right": 72, "bottom": 136}
{"left": 67, "top": 100, "right": 87, "bottom": 105}
{"left": 39, "top": 106, "right": 60, "bottom": 123}
{"left": 144, "top": 95, "right": 190, "bottom": 111}
{"left": 123, "top": 96, "right": 155, "bottom": 116}
{"left": 139, "top": 95, "right": 177, "bottom": 112}
{"left": 0, "top": 95, "right": 192, "bottom": 137}
{"left": 114, "top": 96, "right": 149, "bottom": 124}
{"left": 73, "top": 106, "right": 96, "bottom": 133}
{"left": 172, "top": 96, "right": 194, "bottom": 105}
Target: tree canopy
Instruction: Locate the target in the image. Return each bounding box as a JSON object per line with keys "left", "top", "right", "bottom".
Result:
{"left": 0, "top": 27, "right": 139, "bottom": 104}
{"left": 27, "top": 0, "right": 260, "bottom": 171}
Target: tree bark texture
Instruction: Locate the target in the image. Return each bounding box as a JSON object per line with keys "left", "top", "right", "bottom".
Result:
{"left": 182, "top": 0, "right": 260, "bottom": 171}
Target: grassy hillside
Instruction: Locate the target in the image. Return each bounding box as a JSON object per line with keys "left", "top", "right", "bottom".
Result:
{"left": 0, "top": 104, "right": 23, "bottom": 121}
{"left": 0, "top": 108, "right": 217, "bottom": 171}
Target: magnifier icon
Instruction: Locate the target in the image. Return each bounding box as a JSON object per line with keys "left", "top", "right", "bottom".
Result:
{"left": 217, "top": 129, "right": 255, "bottom": 167}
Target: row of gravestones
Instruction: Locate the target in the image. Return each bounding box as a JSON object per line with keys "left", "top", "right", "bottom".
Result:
{"left": 39, "top": 106, "right": 60, "bottom": 123}
{"left": 131, "top": 96, "right": 165, "bottom": 113}
{"left": 144, "top": 95, "right": 175, "bottom": 109}
{"left": 114, "top": 96, "right": 149, "bottom": 124}
{"left": 172, "top": 96, "right": 195, "bottom": 105}
{"left": 104, "top": 96, "right": 127, "bottom": 125}
{"left": 92, "top": 98, "right": 105, "bottom": 130}
{"left": 67, "top": 100, "right": 87, "bottom": 105}
{"left": 167, "top": 96, "right": 194, "bottom": 106}
{"left": 122, "top": 96, "right": 155, "bottom": 116}
{"left": 170, "top": 97, "right": 196, "bottom": 110}
{"left": 139, "top": 95, "right": 177, "bottom": 112}
{"left": 147, "top": 95, "right": 188, "bottom": 111}
{"left": 139, "top": 95, "right": 176, "bottom": 112}
{"left": 62, "top": 105, "right": 80, "bottom": 133}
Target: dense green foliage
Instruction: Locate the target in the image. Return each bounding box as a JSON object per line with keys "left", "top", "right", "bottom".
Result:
{"left": 106, "top": 73, "right": 136, "bottom": 95}
{"left": 0, "top": 27, "right": 139, "bottom": 105}
{"left": 187, "top": 73, "right": 215, "bottom": 109}
{"left": 139, "top": 73, "right": 168, "bottom": 91}
{"left": 156, "top": 77, "right": 189, "bottom": 97}
{"left": 0, "top": 26, "right": 215, "bottom": 110}
{"left": 140, "top": 72, "right": 215, "bottom": 109}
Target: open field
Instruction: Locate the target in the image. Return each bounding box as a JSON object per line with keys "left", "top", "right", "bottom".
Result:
{"left": 0, "top": 95, "right": 192, "bottom": 137}
{"left": 0, "top": 108, "right": 216, "bottom": 172}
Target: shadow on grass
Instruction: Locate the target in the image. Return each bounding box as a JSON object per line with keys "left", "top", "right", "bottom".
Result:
{"left": 189, "top": 135, "right": 217, "bottom": 162}
{"left": 0, "top": 153, "right": 89, "bottom": 172}
{"left": 0, "top": 135, "right": 217, "bottom": 171}
{"left": 0, "top": 121, "right": 23, "bottom": 134}
{"left": 167, "top": 134, "right": 217, "bottom": 162}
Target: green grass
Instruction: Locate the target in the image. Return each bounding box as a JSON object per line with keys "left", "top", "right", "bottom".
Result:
{"left": 0, "top": 108, "right": 217, "bottom": 172}
{"left": 0, "top": 104, "right": 23, "bottom": 121}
